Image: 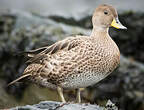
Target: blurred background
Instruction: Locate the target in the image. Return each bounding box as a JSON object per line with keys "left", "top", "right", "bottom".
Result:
{"left": 0, "top": 0, "right": 144, "bottom": 110}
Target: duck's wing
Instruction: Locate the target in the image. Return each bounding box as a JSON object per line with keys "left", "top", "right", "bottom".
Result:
{"left": 21, "top": 46, "right": 49, "bottom": 57}
{"left": 26, "top": 36, "right": 81, "bottom": 64}
{"left": 7, "top": 73, "right": 31, "bottom": 86}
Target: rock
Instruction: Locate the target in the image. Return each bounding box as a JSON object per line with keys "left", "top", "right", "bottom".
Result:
{"left": 0, "top": 79, "right": 20, "bottom": 108}
{"left": 1, "top": 0, "right": 144, "bottom": 20}
{"left": 106, "top": 100, "right": 118, "bottom": 110}
{"left": 10, "top": 100, "right": 118, "bottom": 110}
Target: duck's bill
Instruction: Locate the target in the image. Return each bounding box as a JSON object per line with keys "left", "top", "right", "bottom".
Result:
{"left": 111, "top": 17, "right": 127, "bottom": 29}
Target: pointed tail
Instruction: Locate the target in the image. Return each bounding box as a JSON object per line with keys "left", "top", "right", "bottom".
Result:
{"left": 7, "top": 74, "right": 31, "bottom": 86}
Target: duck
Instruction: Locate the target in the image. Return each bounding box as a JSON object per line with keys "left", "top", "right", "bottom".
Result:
{"left": 8, "top": 4, "right": 127, "bottom": 103}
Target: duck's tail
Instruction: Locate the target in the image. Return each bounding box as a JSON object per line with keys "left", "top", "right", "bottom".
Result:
{"left": 7, "top": 74, "right": 31, "bottom": 86}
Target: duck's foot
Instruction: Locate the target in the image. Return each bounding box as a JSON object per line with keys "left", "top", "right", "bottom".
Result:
{"left": 76, "top": 88, "right": 81, "bottom": 103}
{"left": 57, "top": 86, "right": 66, "bottom": 103}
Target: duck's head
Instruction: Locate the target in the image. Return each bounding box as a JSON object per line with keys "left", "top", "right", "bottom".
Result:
{"left": 92, "top": 4, "right": 127, "bottom": 30}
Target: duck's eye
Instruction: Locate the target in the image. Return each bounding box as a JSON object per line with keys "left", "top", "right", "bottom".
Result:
{"left": 104, "top": 11, "right": 108, "bottom": 15}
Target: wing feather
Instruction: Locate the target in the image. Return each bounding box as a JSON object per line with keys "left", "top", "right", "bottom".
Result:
{"left": 26, "top": 37, "right": 80, "bottom": 64}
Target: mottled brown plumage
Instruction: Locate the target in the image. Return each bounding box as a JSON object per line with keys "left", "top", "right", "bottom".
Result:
{"left": 8, "top": 4, "right": 127, "bottom": 103}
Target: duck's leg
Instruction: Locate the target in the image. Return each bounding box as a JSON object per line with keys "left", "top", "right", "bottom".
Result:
{"left": 57, "top": 86, "right": 66, "bottom": 103}
{"left": 76, "top": 88, "right": 81, "bottom": 103}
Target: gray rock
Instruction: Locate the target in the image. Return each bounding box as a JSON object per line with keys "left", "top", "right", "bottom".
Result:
{"left": 11, "top": 100, "right": 118, "bottom": 110}
{"left": 0, "top": 0, "right": 144, "bottom": 20}
{"left": 11, "top": 101, "right": 103, "bottom": 110}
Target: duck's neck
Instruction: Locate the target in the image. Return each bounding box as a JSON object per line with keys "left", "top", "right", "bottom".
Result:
{"left": 90, "top": 27, "right": 109, "bottom": 38}
{"left": 90, "top": 27, "right": 120, "bottom": 55}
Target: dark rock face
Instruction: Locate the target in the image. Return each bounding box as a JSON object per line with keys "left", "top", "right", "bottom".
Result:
{"left": 0, "top": 11, "right": 144, "bottom": 110}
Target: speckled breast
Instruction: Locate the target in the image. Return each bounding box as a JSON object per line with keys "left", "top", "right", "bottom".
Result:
{"left": 61, "top": 47, "right": 120, "bottom": 89}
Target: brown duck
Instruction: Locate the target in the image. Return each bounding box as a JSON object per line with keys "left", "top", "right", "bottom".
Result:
{"left": 8, "top": 4, "right": 127, "bottom": 103}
